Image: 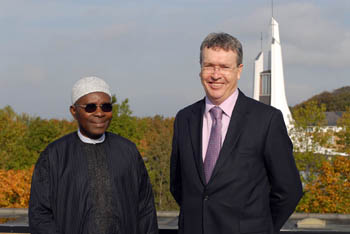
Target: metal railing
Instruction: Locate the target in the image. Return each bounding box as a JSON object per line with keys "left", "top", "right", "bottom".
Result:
{"left": 1, "top": 209, "right": 350, "bottom": 233}
{"left": 0, "top": 226, "right": 347, "bottom": 234}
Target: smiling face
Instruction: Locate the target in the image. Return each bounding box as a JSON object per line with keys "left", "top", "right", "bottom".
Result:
{"left": 200, "top": 47, "right": 243, "bottom": 105}
{"left": 70, "top": 92, "right": 112, "bottom": 139}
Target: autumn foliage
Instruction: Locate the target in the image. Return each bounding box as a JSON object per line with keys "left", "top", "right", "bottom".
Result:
{"left": 1, "top": 99, "right": 350, "bottom": 212}
{"left": 0, "top": 166, "right": 33, "bottom": 208}
{"left": 292, "top": 101, "right": 350, "bottom": 213}
{"left": 0, "top": 101, "right": 177, "bottom": 210}
{"left": 297, "top": 156, "right": 350, "bottom": 213}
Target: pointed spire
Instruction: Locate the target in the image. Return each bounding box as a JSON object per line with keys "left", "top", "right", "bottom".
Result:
{"left": 271, "top": 17, "right": 280, "bottom": 44}
{"left": 270, "top": 17, "right": 292, "bottom": 128}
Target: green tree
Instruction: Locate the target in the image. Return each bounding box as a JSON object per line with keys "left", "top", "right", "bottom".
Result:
{"left": 336, "top": 107, "right": 350, "bottom": 154}
{"left": 143, "top": 116, "right": 178, "bottom": 210}
{"left": 290, "top": 101, "right": 330, "bottom": 184}
{"left": 0, "top": 106, "right": 31, "bottom": 169}
{"left": 25, "top": 117, "right": 77, "bottom": 157}
{"left": 108, "top": 96, "right": 145, "bottom": 145}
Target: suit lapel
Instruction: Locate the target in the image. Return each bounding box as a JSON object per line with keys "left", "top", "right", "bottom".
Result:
{"left": 209, "top": 90, "right": 250, "bottom": 183}
{"left": 188, "top": 99, "right": 206, "bottom": 185}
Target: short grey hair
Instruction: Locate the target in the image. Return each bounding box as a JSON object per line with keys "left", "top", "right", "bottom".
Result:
{"left": 199, "top": 32, "right": 243, "bottom": 66}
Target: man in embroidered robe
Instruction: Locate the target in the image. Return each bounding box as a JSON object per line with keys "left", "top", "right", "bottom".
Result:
{"left": 29, "top": 76, "right": 158, "bottom": 234}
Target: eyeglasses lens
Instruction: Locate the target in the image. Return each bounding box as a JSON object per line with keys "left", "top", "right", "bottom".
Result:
{"left": 84, "top": 104, "right": 97, "bottom": 113}
{"left": 101, "top": 103, "right": 113, "bottom": 112}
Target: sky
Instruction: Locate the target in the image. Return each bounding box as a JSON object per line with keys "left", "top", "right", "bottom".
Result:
{"left": 1, "top": 0, "right": 349, "bottom": 119}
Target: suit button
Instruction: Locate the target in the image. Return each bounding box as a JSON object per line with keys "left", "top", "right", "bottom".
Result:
{"left": 204, "top": 195, "right": 209, "bottom": 201}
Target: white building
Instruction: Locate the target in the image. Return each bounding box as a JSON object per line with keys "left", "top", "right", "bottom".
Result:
{"left": 253, "top": 18, "right": 348, "bottom": 157}
{"left": 253, "top": 17, "right": 292, "bottom": 129}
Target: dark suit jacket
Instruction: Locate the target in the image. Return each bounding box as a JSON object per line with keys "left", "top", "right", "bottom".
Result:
{"left": 170, "top": 90, "right": 303, "bottom": 234}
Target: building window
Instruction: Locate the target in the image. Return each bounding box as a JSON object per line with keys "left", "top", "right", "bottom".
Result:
{"left": 261, "top": 73, "right": 271, "bottom": 95}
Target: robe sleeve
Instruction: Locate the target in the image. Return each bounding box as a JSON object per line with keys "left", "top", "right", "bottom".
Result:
{"left": 29, "top": 150, "right": 61, "bottom": 234}
{"left": 136, "top": 149, "right": 159, "bottom": 234}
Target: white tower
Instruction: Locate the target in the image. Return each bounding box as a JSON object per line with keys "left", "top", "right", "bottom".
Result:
{"left": 253, "top": 17, "right": 292, "bottom": 128}
{"left": 253, "top": 52, "right": 263, "bottom": 101}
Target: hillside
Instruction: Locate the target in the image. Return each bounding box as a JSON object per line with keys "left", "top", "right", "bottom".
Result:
{"left": 293, "top": 86, "right": 350, "bottom": 111}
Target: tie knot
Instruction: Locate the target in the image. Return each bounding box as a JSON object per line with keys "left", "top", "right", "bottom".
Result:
{"left": 210, "top": 106, "right": 223, "bottom": 120}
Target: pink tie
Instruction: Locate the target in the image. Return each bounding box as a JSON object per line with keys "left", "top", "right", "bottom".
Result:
{"left": 203, "top": 106, "right": 223, "bottom": 184}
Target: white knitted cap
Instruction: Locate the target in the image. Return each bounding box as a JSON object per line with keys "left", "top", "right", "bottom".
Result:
{"left": 71, "top": 76, "right": 111, "bottom": 104}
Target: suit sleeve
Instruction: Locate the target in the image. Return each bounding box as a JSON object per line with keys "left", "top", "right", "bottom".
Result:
{"left": 29, "top": 150, "right": 61, "bottom": 234}
{"left": 263, "top": 110, "right": 303, "bottom": 232}
{"left": 170, "top": 115, "right": 182, "bottom": 206}
{"left": 136, "top": 148, "right": 159, "bottom": 234}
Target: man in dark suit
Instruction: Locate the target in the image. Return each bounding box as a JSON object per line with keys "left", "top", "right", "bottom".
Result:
{"left": 170, "top": 33, "right": 303, "bottom": 234}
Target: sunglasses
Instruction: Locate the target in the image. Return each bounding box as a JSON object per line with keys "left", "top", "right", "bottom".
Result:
{"left": 75, "top": 103, "right": 113, "bottom": 113}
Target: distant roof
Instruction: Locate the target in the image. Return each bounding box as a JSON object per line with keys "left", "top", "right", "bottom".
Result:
{"left": 325, "top": 111, "right": 343, "bottom": 126}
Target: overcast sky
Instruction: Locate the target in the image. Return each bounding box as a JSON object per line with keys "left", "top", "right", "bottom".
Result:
{"left": 1, "top": 0, "right": 349, "bottom": 119}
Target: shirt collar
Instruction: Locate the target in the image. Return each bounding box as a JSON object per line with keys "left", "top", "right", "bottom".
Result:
{"left": 77, "top": 129, "right": 105, "bottom": 144}
{"left": 205, "top": 89, "right": 239, "bottom": 117}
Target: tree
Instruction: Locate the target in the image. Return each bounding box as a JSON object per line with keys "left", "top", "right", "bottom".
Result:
{"left": 25, "top": 117, "right": 76, "bottom": 157}
{"left": 143, "top": 116, "right": 178, "bottom": 210}
{"left": 297, "top": 156, "right": 350, "bottom": 213}
{"left": 0, "top": 106, "right": 31, "bottom": 169}
{"left": 0, "top": 167, "right": 33, "bottom": 208}
{"left": 108, "top": 96, "right": 143, "bottom": 144}
{"left": 335, "top": 107, "right": 350, "bottom": 154}
{"left": 289, "top": 101, "right": 330, "bottom": 184}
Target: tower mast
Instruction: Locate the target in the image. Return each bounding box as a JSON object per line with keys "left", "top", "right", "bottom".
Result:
{"left": 271, "top": 0, "right": 274, "bottom": 18}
